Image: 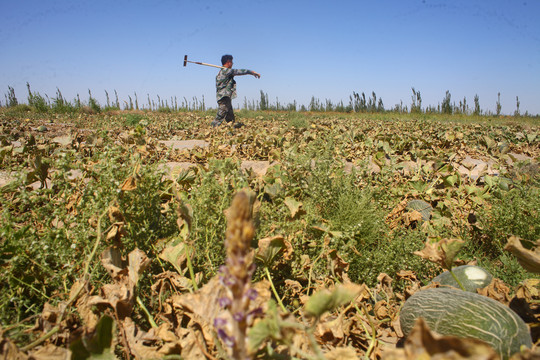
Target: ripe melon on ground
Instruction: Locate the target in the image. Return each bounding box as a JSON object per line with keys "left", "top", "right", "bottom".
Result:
{"left": 431, "top": 265, "right": 493, "bottom": 292}
{"left": 400, "top": 288, "right": 532, "bottom": 359}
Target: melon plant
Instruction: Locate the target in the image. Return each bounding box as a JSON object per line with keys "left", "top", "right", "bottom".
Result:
{"left": 406, "top": 199, "right": 433, "bottom": 221}
{"left": 431, "top": 265, "right": 493, "bottom": 292}
{"left": 400, "top": 288, "right": 532, "bottom": 359}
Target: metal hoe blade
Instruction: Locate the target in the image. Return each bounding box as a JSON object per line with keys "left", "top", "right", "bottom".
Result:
{"left": 183, "top": 55, "right": 226, "bottom": 69}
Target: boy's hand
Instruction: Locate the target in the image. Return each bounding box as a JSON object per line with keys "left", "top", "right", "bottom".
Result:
{"left": 252, "top": 72, "right": 261, "bottom": 79}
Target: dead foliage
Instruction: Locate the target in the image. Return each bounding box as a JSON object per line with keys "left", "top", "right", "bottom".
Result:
{"left": 0, "top": 111, "right": 538, "bottom": 359}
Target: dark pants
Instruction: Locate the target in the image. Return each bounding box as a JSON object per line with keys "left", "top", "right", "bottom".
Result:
{"left": 212, "top": 97, "right": 235, "bottom": 127}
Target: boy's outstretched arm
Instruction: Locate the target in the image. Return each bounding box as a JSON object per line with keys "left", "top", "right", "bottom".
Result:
{"left": 231, "top": 69, "right": 260, "bottom": 78}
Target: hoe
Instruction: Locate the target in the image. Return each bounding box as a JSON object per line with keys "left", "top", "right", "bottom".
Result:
{"left": 183, "top": 55, "right": 226, "bottom": 69}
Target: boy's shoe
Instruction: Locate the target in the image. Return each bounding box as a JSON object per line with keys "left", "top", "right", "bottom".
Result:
{"left": 233, "top": 122, "right": 244, "bottom": 129}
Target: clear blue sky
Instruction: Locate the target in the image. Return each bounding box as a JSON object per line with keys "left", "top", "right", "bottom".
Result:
{"left": 1, "top": 0, "right": 539, "bottom": 115}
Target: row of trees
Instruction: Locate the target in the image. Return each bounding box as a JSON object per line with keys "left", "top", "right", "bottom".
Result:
{"left": 251, "top": 88, "right": 531, "bottom": 116}
{"left": 2, "top": 84, "right": 534, "bottom": 116}
{"left": 2, "top": 83, "right": 207, "bottom": 114}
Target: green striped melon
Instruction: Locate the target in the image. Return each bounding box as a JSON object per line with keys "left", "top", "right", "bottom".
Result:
{"left": 400, "top": 288, "right": 532, "bottom": 359}
{"left": 431, "top": 265, "right": 493, "bottom": 292}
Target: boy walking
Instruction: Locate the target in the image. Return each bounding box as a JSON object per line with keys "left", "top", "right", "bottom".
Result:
{"left": 211, "top": 54, "right": 260, "bottom": 128}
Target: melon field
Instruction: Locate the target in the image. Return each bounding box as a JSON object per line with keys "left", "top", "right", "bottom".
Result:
{"left": 0, "top": 106, "right": 539, "bottom": 359}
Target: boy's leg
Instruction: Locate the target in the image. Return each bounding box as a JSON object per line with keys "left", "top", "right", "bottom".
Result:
{"left": 212, "top": 97, "right": 231, "bottom": 127}
{"left": 224, "top": 97, "right": 235, "bottom": 123}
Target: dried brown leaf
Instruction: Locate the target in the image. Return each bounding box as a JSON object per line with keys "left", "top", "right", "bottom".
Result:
{"left": 414, "top": 238, "right": 464, "bottom": 269}
{"left": 385, "top": 198, "right": 409, "bottom": 229}
{"left": 88, "top": 248, "right": 150, "bottom": 319}
{"left": 505, "top": 236, "right": 540, "bottom": 273}
{"left": 105, "top": 206, "right": 127, "bottom": 242}
{"left": 396, "top": 269, "right": 417, "bottom": 281}
{"left": 0, "top": 329, "right": 28, "bottom": 360}
{"left": 375, "top": 273, "right": 394, "bottom": 299}
{"left": 477, "top": 278, "right": 512, "bottom": 305}
{"left": 284, "top": 279, "right": 303, "bottom": 297}
{"left": 316, "top": 313, "right": 351, "bottom": 344}
{"left": 327, "top": 249, "right": 349, "bottom": 280}
{"left": 152, "top": 271, "right": 199, "bottom": 298}
{"left": 402, "top": 281, "right": 423, "bottom": 300}
{"left": 105, "top": 223, "right": 127, "bottom": 242}
{"left": 510, "top": 347, "right": 540, "bottom": 359}
{"left": 403, "top": 210, "right": 423, "bottom": 227}
{"left": 171, "top": 276, "right": 226, "bottom": 329}
{"left": 29, "top": 344, "right": 71, "bottom": 360}
{"left": 171, "top": 276, "right": 270, "bottom": 353}
{"left": 324, "top": 346, "right": 359, "bottom": 360}
{"left": 74, "top": 290, "right": 100, "bottom": 331}
{"left": 509, "top": 280, "right": 540, "bottom": 327}
{"left": 38, "top": 303, "right": 60, "bottom": 333}
{"left": 414, "top": 240, "right": 443, "bottom": 264}
{"left": 177, "top": 330, "right": 209, "bottom": 359}
{"left": 123, "top": 318, "right": 182, "bottom": 359}
{"left": 119, "top": 175, "right": 137, "bottom": 191}
{"left": 100, "top": 246, "right": 126, "bottom": 280}
{"left": 374, "top": 300, "right": 389, "bottom": 320}
{"left": 256, "top": 235, "right": 287, "bottom": 266}
{"left": 107, "top": 205, "right": 124, "bottom": 223}
{"left": 127, "top": 249, "right": 151, "bottom": 286}
{"left": 515, "top": 279, "right": 540, "bottom": 300}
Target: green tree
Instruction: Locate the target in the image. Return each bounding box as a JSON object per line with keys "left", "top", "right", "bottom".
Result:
{"left": 26, "top": 83, "right": 48, "bottom": 112}
{"left": 441, "top": 90, "right": 452, "bottom": 114}
{"left": 88, "top": 90, "right": 101, "bottom": 113}
{"left": 7, "top": 86, "right": 18, "bottom": 107}
{"left": 411, "top": 87, "right": 422, "bottom": 113}
{"left": 377, "top": 98, "right": 385, "bottom": 112}
{"left": 259, "top": 90, "right": 268, "bottom": 110}
{"left": 473, "top": 94, "right": 481, "bottom": 116}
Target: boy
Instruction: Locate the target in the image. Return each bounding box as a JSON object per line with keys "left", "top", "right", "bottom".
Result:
{"left": 211, "top": 54, "right": 260, "bottom": 128}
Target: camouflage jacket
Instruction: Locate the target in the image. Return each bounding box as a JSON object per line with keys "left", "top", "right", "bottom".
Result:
{"left": 215, "top": 68, "right": 255, "bottom": 101}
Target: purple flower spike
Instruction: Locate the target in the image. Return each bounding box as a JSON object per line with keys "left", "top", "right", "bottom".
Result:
{"left": 247, "top": 263, "right": 256, "bottom": 274}
{"left": 214, "top": 317, "right": 227, "bottom": 327}
{"left": 219, "top": 272, "right": 236, "bottom": 287}
{"left": 233, "top": 312, "right": 245, "bottom": 322}
{"left": 248, "top": 307, "right": 263, "bottom": 317}
{"left": 246, "top": 288, "right": 258, "bottom": 300}
{"left": 246, "top": 307, "right": 264, "bottom": 322}
{"left": 217, "top": 328, "right": 235, "bottom": 348}
{"left": 216, "top": 192, "right": 257, "bottom": 358}
{"left": 219, "top": 296, "right": 232, "bottom": 308}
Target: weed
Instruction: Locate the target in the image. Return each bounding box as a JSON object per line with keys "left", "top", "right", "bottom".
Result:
{"left": 0, "top": 139, "right": 173, "bottom": 329}
{"left": 478, "top": 184, "right": 540, "bottom": 251}
{"left": 183, "top": 159, "right": 251, "bottom": 277}
{"left": 26, "top": 83, "right": 49, "bottom": 113}
{"left": 287, "top": 113, "right": 310, "bottom": 128}
{"left": 124, "top": 113, "right": 145, "bottom": 127}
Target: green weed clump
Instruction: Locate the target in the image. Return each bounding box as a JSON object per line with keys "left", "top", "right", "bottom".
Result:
{"left": 183, "top": 159, "right": 251, "bottom": 277}
{"left": 287, "top": 113, "right": 310, "bottom": 128}
{"left": 0, "top": 137, "right": 175, "bottom": 330}
{"left": 302, "top": 159, "right": 435, "bottom": 287}
{"left": 471, "top": 183, "right": 540, "bottom": 286}
{"left": 123, "top": 113, "right": 146, "bottom": 126}
{"left": 485, "top": 185, "right": 540, "bottom": 244}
